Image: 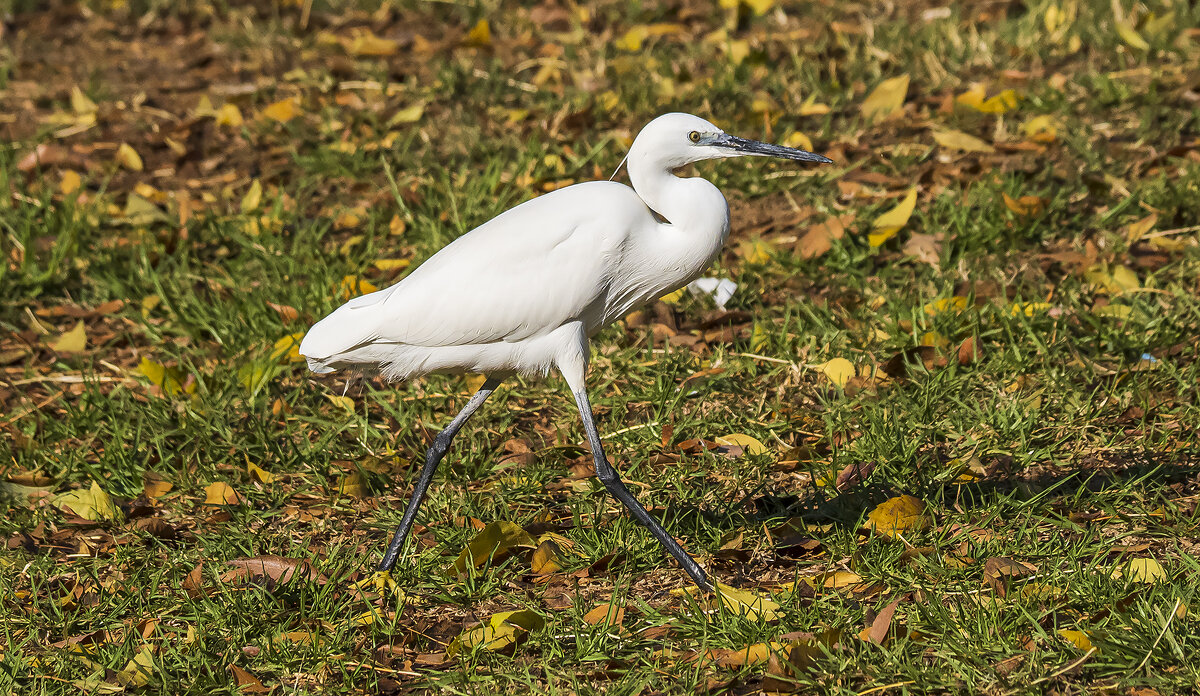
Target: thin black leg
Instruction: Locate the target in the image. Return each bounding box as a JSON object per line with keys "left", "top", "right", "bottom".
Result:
{"left": 571, "top": 389, "right": 712, "bottom": 591}
{"left": 378, "top": 377, "right": 502, "bottom": 572}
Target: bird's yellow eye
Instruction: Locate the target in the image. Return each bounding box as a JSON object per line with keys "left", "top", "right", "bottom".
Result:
{"left": 688, "top": 131, "right": 701, "bottom": 143}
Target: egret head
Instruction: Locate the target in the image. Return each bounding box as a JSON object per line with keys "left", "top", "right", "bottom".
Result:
{"left": 629, "top": 112, "right": 834, "bottom": 170}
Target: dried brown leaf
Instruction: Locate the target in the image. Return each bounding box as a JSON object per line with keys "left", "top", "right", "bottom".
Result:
{"left": 956, "top": 336, "right": 981, "bottom": 365}
{"left": 834, "top": 461, "right": 876, "bottom": 492}
{"left": 266, "top": 301, "right": 299, "bottom": 323}
{"left": 583, "top": 601, "right": 625, "bottom": 626}
{"left": 183, "top": 562, "right": 205, "bottom": 597}
{"left": 228, "top": 665, "right": 268, "bottom": 694}
{"left": 222, "top": 555, "right": 329, "bottom": 588}
{"left": 863, "top": 599, "right": 901, "bottom": 644}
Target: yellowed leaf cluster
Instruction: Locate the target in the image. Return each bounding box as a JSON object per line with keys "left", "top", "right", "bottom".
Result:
{"left": 450, "top": 520, "right": 536, "bottom": 575}
{"left": 137, "top": 358, "right": 196, "bottom": 397}
{"left": 446, "top": 609, "right": 544, "bottom": 658}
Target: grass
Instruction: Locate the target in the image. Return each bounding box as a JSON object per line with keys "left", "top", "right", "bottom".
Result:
{"left": 2, "top": 0, "right": 1199, "bottom": 693}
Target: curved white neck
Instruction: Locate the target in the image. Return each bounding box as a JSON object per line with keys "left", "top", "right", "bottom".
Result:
{"left": 627, "top": 152, "right": 730, "bottom": 245}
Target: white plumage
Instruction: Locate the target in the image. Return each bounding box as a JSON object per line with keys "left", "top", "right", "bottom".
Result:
{"left": 301, "top": 112, "right": 832, "bottom": 590}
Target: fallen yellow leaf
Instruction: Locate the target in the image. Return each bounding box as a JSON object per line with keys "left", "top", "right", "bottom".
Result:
{"left": 1009, "top": 301, "right": 1051, "bottom": 317}
{"left": 337, "top": 275, "right": 378, "bottom": 300}
{"left": 724, "top": 38, "right": 750, "bottom": 65}
{"left": 115, "top": 644, "right": 157, "bottom": 687}
{"left": 715, "top": 433, "right": 770, "bottom": 456}
{"left": 956, "top": 84, "right": 1019, "bottom": 114}
{"left": 616, "top": 25, "right": 649, "bottom": 51}
{"left": 451, "top": 521, "right": 536, "bottom": 574}
{"left": 1124, "top": 213, "right": 1157, "bottom": 245}
{"left": 215, "top": 103, "right": 243, "bottom": 128}
{"left": 713, "top": 582, "right": 781, "bottom": 621}
{"left": 49, "top": 321, "right": 87, "bottom": 353}
{"left": 59, "top": 169, "right": 82, "bottom": 195}
{"left": 659, "top": 288, "right": 686, "bottom": 304}
{"left": 1022, "top": 115, "right": 1060, "bottom": 143}
{"left": 865, "top": 495, "right": 931, "bottom": 538}
{"left": 923, "top": 296, "right": 969, "bottom": 316}
{"left": 743, "top": 0, "right": 775, "bottom": 15}
{"left": 583, "top": 601, "right": 625, "bottom": 626}
{"left": 270, "top": 332, "right": 307, "bottom": 363}
{"left": 121, "top": 193, "right": 166, "bottom": 225}
{"left": 260, "top": 97, "right": 299, "bottom": 123}
{"left": 814, "top": 358, "right": 855, "bottom": 388}
{"left": 869, "top": 187, "right": 918, "bottom": 247}
{"left": 240, "top": 179, "right": 263, "bottom": 213}
{"left": 861, "top": 74, "right": 909, "bottom": 123}
{"left": 1044, "top": 3, "right": 1074, "bottom": 33}
{"left": 701, "top": 642, "right": 784, "bottom": 668}
{"left": 1114, "top": 558, "right": 1166, "bottom": 584}
{"left": 70, "top": 86, "right": 98, "bottom": 115}
{"left": 204, "top": 481, "right": 242, "bottom": 506}
{"left": 52, "top": 481, "right": 119, "bottom": 521}
{"left": 136, "top": 358, "right": 195, "bottom": 397}
{"left": 247, "top": 461, "right": 275, "bottom": 485}
{"left": 1058, "top": 629, "right": 1095, "bottom": 652}
{"left": 809, "top": 570, "right": 864, "bottom": 590}
{"left": 1002, "top": 192, "right": 1046, "bottom": 217}
{"left": 1085, "top": 264, "right": 1139, "bottom": 295}
{"left": 274, "top": 630, "right": 322, "bottom": 646}
{"left": 738, "top": 238, "right": 774, "bottom": 264}
{"left": 326, "top": 394, "right": 355, "bottom": 412}
{"left": 115, "top": 143, "right": 143, "bottom": 171}
{"left": 531, "top": 539, "right": 563, "bottom": 575}
{"left": 782, "top": 132, "right": 813, "bottom": 151}
{"left": 337, "top": 471, "right": 367, "bottom": 498}
{"left": 1115, "top": 20, "right": 1149, "bottom": 51}
{"left": 143, "top": 473, "right": 173, "bottom": 499}
{"left": 347, "top": 29, "right": 399, "bottom": 56}
{"left": 373, "top": 258, "right": 411, "bottom": 272}
{"left": 445, "top": 609, "right": 543, "bottom": 657}
{"left": 464, "top": 19, "right": 491, "bottom": 47}
{"left": 389, "top": 103, "right": 424, "bottom": 126}
{"left": 193, "top": 95, "right": 216, "bottom": 118}
{"left": 932, "top": 128, "right": 994, "bottom": 153}
{"left": 334, "top": 211, "right": 362, "bottom": 230}
{"left": 615, "top": 23, "right": 685, "bottom": 51}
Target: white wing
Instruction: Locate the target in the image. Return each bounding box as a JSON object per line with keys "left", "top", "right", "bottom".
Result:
{"left": 299, "top": 181, "right": 651, "bottom": 363}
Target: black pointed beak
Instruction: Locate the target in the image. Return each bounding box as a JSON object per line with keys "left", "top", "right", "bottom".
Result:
{"left": 717, "top": 134, "right": 834, "bottom": 164}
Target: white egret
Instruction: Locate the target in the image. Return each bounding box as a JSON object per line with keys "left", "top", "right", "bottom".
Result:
{"left": 300, "top": 112, "right": 832, "bottom": 590}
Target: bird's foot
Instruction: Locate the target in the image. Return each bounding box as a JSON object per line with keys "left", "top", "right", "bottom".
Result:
{"left": 353, "top": 570, "right": 406, "bottom": 600}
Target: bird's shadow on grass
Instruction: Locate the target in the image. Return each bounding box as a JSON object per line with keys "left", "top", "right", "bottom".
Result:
{"left": 676, "top": 451, "right": 1200, "bottom": 538}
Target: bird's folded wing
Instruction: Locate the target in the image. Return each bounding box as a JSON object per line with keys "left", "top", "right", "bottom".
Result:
{"left": 373, "top": 222, "right": 612, "bottom": 347}
{"left": 302, "top": 227, "right": 618, "bottom": 362}
{"left": 300, "top": 181, "right": 647, "bottom": 362}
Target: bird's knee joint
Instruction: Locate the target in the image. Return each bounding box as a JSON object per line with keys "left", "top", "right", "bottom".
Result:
{"left": 428, "top": 434, "right": 453, "bottom": 458}
{"left": 596, "top": 467, "right": 619, "bottom": 485}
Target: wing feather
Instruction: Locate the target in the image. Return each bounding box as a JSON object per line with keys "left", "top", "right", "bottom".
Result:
{"left": 300, "top": 182, "right": 647, "bottom": 363}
